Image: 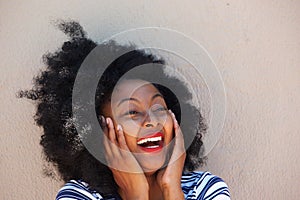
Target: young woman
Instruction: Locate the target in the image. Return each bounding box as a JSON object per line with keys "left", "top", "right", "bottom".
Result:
{"left": 20, "top": 20, "right": 230, "bottom": 200}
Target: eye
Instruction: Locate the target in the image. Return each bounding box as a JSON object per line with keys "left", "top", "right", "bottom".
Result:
{"left": 152, "top": 105, "right": 168, "bottom": 113}
{"left": 125, "top": 110, "right": 140, "bottom": 116}
{"left": 154, "top": 107, "right": 167, "bottom": 112}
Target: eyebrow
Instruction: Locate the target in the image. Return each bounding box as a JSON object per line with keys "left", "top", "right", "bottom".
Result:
{"left": 117, "top": 93, "right": 164, "bottom": 107}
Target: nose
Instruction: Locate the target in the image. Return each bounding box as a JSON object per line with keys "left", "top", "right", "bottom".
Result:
{"left": 143, "top": 110, "right": 159, "bottom": 128}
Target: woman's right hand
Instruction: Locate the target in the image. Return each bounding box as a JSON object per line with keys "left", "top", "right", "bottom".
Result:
{"left": 101, "top": 116, "right": 149, "bottom": 200}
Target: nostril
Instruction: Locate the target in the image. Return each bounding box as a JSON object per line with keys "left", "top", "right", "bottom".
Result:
{"left": 145, "top": 123, "right": 153, "bottom": 127}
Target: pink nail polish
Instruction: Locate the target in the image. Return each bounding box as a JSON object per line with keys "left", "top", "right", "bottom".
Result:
{"left": 117, "top": 125, "right": 122, "bottom": 132}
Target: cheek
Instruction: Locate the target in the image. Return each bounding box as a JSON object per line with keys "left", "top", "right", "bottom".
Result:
{"left": 123, "top": 134, "right": 137, "bottom": 152}
{"left": 116, "top": 118, "right": 141, "bottom": 138}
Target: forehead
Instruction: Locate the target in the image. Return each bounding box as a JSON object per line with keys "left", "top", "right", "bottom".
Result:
{"left": 111, "top": 79, "right": 160, "bottom": 103}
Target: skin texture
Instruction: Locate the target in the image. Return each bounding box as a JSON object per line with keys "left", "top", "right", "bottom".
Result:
{"left": 101, "top": 79, "right": 186, "bottom": 200}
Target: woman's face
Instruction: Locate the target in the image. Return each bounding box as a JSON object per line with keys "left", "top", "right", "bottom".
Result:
{"left": 102, "top": 79, "right": 174, "bottom": 172}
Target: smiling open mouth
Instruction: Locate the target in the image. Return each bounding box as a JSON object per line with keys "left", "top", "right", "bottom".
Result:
{"left": 137, "top": 132, "right": 164, "bottom": 152}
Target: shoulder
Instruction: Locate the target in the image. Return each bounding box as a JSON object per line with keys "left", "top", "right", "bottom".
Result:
{"left": 181, "top": 171, "right": 231, "bottom": 200}
{"left": 56, "top": 180, "right": 104, "bottom": 200}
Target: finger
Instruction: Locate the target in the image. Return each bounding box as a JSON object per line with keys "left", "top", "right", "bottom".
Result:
{"left": 99, "top": 115, "right": 108, "bottom": 134}
{"left": 100, "top": 115, "right": 113, "bottom": 154}
{"left": 168, "top": 110, "right": 183, "bottom": 142}
{"left": 100, "top": 115, "right": 111, "bottom": 153}
{"left": 106, "top": 117, "right": 117, "bottom": 145}
{"left": 105, "top": 117, "right": 122, "bottom": 157}
{"left": 168, "top": 109, "right": 179, "bottom": 129}
{"left": 116, "top": 124, "right": 129, "bottom": 151}
{"left": 168, "top": 110, "right": 185, "bottom": 153}
{"left": 168, "top": 110, "right": 182, "bottom": 146}
{"left": 102, "top": 130, "right": 113, "bottom": 156}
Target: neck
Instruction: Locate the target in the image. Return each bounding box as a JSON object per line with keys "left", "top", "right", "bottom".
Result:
{"left": 145, "top": 171, "right": 157, "bottom": 186}
{"left": 145, "top": 171, "right": 163, "bottom": 200}
{"left": 117, "top": 171, "right": 164, "bottom": 200}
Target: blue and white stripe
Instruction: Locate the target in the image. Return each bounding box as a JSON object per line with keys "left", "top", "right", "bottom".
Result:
{"left": 56, "top": 171, "right": 230, "bottom": 200}
{"left": 181, "top": 171, "right": 230, "bottom": 200}
{"left": 56, "top": 180, "right": 103, "bottom": 200}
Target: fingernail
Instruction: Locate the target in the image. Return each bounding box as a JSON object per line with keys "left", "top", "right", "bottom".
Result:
{"left": 106, "top": 118, "right": 110, "bottom": 125}
{"left": 100, "top": 115, "right": 104, "bottom": 123}
{"left": 99, "top": 115, "right": 105, "bottom": 126}
{"left": 175, "top": 119, "right": 179, "bottom": 125}
{"left": 117, "top": 124, "right": 122, "bottom": 132}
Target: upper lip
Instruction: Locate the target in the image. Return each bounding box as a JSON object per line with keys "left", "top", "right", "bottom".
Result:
{"left": 137, "top": 132, "right": 164, "bottom": 144}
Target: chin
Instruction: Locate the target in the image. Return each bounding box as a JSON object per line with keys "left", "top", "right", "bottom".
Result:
{"left": 141, "top": 162, "right": 164, "bottom": 173}
{"left": 136, "top": 153, "right": 167, "bottom": 173}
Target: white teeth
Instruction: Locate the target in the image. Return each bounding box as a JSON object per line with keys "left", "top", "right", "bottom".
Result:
{"left": 137, "top": 136, "right": 162, "bottom": 145}
{"left": 145, "top": 145, "right": 159, "bottom": 149}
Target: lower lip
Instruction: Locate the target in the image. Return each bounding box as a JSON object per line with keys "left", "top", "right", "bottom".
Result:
{"left": 139, "top": 146, "right": 162, "bottom": 153}
{"left": 138, "top": 142, "right": 164, "bottom": 153}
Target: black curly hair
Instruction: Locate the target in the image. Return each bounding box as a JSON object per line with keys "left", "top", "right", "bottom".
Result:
{"left": 18, "top": 20, "right": 207, "bottom": 197}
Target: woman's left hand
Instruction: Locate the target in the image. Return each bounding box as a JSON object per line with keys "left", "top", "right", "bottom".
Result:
{"left": 156, "top": 110, "right": 186, "bottom": 200}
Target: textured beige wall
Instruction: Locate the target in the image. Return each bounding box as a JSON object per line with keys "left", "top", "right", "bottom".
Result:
{"left": 1, "top": 0, "right": 299, "bottom": 199}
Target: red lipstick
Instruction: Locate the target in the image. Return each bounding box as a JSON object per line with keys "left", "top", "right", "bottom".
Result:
{"left": 137, "top": 132, "right": 164, "bottom": 153}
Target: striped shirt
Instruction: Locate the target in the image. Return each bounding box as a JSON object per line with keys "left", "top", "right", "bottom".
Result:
{"left": 56, "top": 171, "right": 230, "bottom": 200}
